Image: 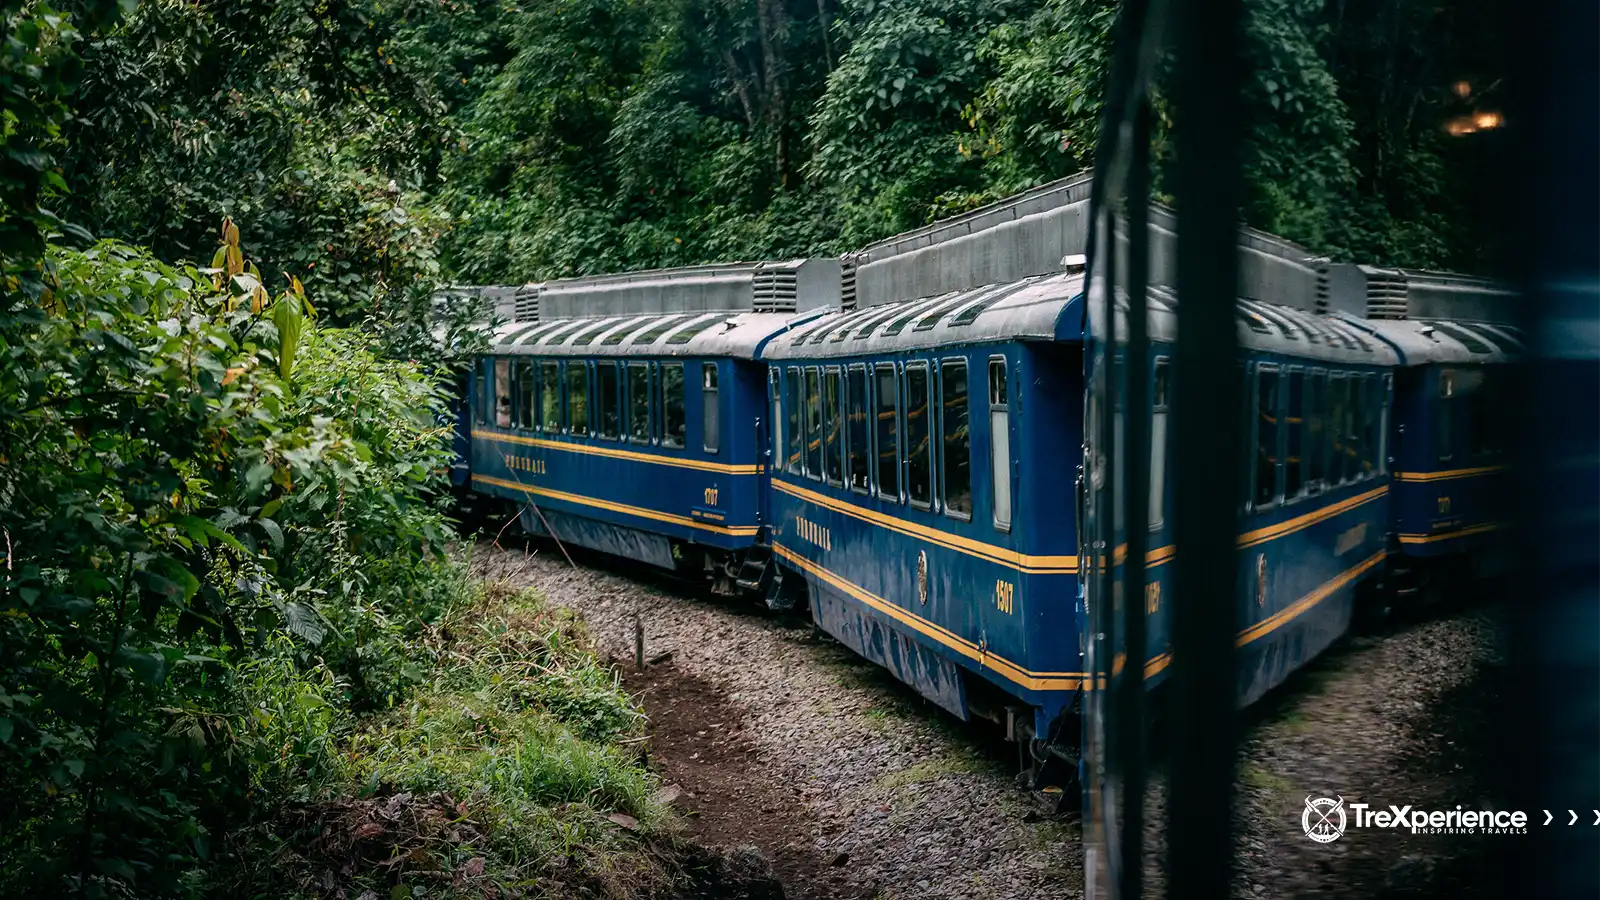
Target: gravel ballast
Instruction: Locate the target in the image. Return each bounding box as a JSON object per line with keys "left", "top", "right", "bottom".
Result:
{"left": 474, "top": 541, "right": 1501, "bottom": 899}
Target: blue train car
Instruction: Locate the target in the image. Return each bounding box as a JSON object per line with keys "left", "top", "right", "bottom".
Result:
{"left": 1085, "top": 279, "right": 1400, "bottom": 710}
{"left": 464, "top": 261, "right": 839, "bottom": 598}
{"left": 761, "top": 272, "right": 1089, "bottom": 745}
{"left": 1320, "top": 267, "right": 1520, "bottom": 600}
{"left": 1350, "top": 317, "right": 1519, "bottom": 592}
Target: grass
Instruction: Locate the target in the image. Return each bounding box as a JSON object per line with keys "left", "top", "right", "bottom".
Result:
{"left": 874, "top": 750, "right": 992, "bottom": 792}
{"left": 1239, "top": 763, "right": 1295, "bottom": 797}
{"left": 220, "top": 581, "right": 686, "bottom": 899}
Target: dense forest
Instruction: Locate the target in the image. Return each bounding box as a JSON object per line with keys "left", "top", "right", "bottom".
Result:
{"left": 1, "top": 0, "right": 1508, "bottom": 896}
{"left": 58, "top": 0, "right": 1508, "bottom": 311}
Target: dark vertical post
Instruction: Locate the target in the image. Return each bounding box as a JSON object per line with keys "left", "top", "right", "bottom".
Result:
{"left": 1167, "top": 0, "right": 1245, "bottom": 897}
{"left": 1116, "top": 99, "right": 1153, "bottom": 900}
{"left": 1502, "top": 0, "right": 1600, "bottom": 896}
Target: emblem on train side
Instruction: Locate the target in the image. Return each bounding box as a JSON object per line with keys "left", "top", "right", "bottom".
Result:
{"left": 1256, "top": 554, "right": 1267, "bottom": 607}
{"left": 1303, "top": 796, "right": 1347, "bottom": 843}
{"left": 916, "top": 551, "right": 928, "bottom": 605}
{"left": 1334, "top": 522, "right": 1368, "bottom": 556}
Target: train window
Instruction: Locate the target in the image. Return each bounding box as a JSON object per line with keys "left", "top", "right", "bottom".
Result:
{"left": 540, "top": 362, "right": 561, "bottom": 433}
{"left": 1305, "top": 370, "right": 1326, "bottom": 489}
{"left": 989, "top": 356, "right": 1011, "bottom": 530}
{"left": 1344, "top": 376, "right": 1364, "bottom": 481}
{"left": 941, "top": 359, "right": 972, "bottom": 519}
{"left": 702, "top": 363, "right": 719, "bottom": 454}
{"left": 768, "top": 369, "right": 782, "bottom": 464}
{"left": 474, "top": 359, "right": 488, "bottom": 425}
{"left": 1149, "top": 359, "right": 1169, "bottom": 528}
{"left": 905, "top": 363, "right": 933, "bottom": 509}
{"left": 595, "top": 361, "right": 620, "bottom": 440}
{"left": 1284, "top": 369, "right": 1304, "bottom": 500}
{"left": 1380, "top": 374, "right": 1393, "bottom": 472}
{"left": 566, "top": 362, "right": 589, "bottom": 436}
{"left": 1462, "top": 368, "right": 1496, "bottom": 459}
{"left": 1435, "top": 369, "right": 1455, "bottom": 463}
{"left": 1359, "top": 374, "right": 1377, "bottom": 478}
{"left": 823, "top": 367, "right": 843, "bottom": 485}
{"left": 628, "top": 363, "right": 651, "bottom": 443}
{"left": 662, "top": 363, "right": 686, "bottom": 448}
{"left": 1254, "top": 366, "right": 1280, "bottom": 508}
{"left": 874, "top": 363, "right": 901, "bottom": 501}
{"left": 847, "top": 364, "right": 870, "bottom": 494}
{"left": 514, "top": 361, "right": 535, "bottom": 429}
{"left": 803, "top": 367, "right": 822, "bottom": 480}
{"left": 1328, "top": 374, "right": 1348, "bottom": 483}
{"left": 784, "top": 366, "right": 801, "bottom": 473}
{"left": 494, "top": 358, "right": 512, "bottom": 428}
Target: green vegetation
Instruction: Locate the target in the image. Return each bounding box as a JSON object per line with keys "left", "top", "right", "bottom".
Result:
{"left": 0, "top": 0, "right": 1507, "bottom": 894}
{"left": 54, "top": 0, "right": 1506, "bottom": 307}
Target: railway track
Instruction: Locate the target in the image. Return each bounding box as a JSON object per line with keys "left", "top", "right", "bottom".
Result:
{"left": 472, "top": 538, "right": 1503, "bottom": 900}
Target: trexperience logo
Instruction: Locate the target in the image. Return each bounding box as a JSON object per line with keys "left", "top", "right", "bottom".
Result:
{"left": 1302, "top": 797, "right": 1529, "bottom": 842}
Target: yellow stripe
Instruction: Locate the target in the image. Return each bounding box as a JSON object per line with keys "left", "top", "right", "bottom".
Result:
{"left": 1236, "top": 550, "right": 1386, "bottom": 646}
{"left": 1236, "top": 485, "right": 1387, "bottom": 549}
{"left": 772, "top": 543, "right": 1086, "bottom": 690}
{"left": 472, "top": 474, "right": 759, "bottom": 536}
{"left": 777, "top": 544, "right": 1385, "bottom": 694}
{"left": 1394, "top": 465, "right": 1508, "bottom": 483}
{"left": 1397, "top": 522, "right": 1502, "bottom": 544}
{"left": 478, "top": 429, "right": 760, "bottom": 475}
{"left": 772, "top": 479, "right": 1079, "bottom": 574}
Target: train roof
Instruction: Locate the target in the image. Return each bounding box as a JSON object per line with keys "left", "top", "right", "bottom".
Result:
{"left": 759, "top": 271, "right": 1086, "bottom": 360}
{"left": 1092, "top": 283, "right": 1404, "bottom": 367}
{"left": 1335, "top": 314, "right": 1523, "bottom": 365}
{"left": 487, "top": 308, "right": 826, "bottom": 360}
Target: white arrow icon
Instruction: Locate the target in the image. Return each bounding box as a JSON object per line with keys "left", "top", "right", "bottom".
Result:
{"left": 1593, "top": 810, "right": 1599, "bottom": 825}
{"left": 1544, "top": 810, "right": 1553, "bottom": 825}
{"left": 1569, "top": 810, "right": 1578, "bottom": 825}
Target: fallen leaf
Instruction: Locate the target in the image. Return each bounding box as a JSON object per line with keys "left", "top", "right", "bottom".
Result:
{"left": 463, "top": 857, "right": 486, "bottom": 877}
{"left": 607, "top": 813, "right": 639, "bottom": 831}
{"left": 354, "top": 822, "right": 386, "bottom": 839}
{"left": 656, "top": 783, "right": 683, "bottom": 805}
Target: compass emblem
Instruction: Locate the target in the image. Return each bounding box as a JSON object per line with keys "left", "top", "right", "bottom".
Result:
{"left": 1303, "top": 796, "right": 1346, "bottom": 843}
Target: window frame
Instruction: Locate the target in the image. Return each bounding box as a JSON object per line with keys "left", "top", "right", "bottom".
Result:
{"left": 846, "top": 363, "right": 871, "bottom": 495}
{"left": 565, "top": 360, "right": 590, "bottom": 437}
{"left": 701, "top": 362, "right": 720, "bottom": 454}
{"left": 1379, "top": 373, "right": 1393, "bottom": 474}
{"left": 660, "top": 362, "right": 686, "bottom": 449}
{"left": 938, "top": 357, "right": 973, "bottom": 522}
{"left": 768, "top": 368, "right": 782, "bottom": 468}
{"left": 1283, "top": 365, "right": 1306, "bottom": 503}
{"left": 494, "top": 357, "right": 512, "bottom": 429}
{"left": 903, "top": 360, "right": 934, "bottom": 511}
{"left": 988, "top": 354, "right": 1013, "bottom": 532}
{"left": 1251, "top": 363, "right": 1283, "bottom": 513}
{"left": 627, "top": 361, "right": 652, "bottom": 445}
{"left": 822, "top": 365, "right": 844, "bottom": 486}
{"left": 1148, "top": 356, "right": 1170, "bottom": 530}
{"left": 802, "top": 366, "right": 823, "bottom": 481}
{"left": 1327, "top": 372, "right": 1348, "bottom": 485}
{"left": 594, "top": 360, "right": 621, "bottom": 441}
{"left": 784, "top": 366, "right": 802, "bottom": 474}
{"left": 873, "top": 361, "right": 902, "bottom": 503}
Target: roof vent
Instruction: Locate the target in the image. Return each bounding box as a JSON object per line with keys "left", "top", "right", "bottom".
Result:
{"left": 752, "top": 263, "right": 800, "bottom": 313}
{"left": 1365, "top": 268, "right": 1409, "bottom": 319}
{"left": 839, "top": 256, "right": 859, "bottom": 312}
{"left": 513, "top": 284, "right": 541, "bottom": 323}
{"left": 1313, "top": 259, "right": 1333, "bottom": 315}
